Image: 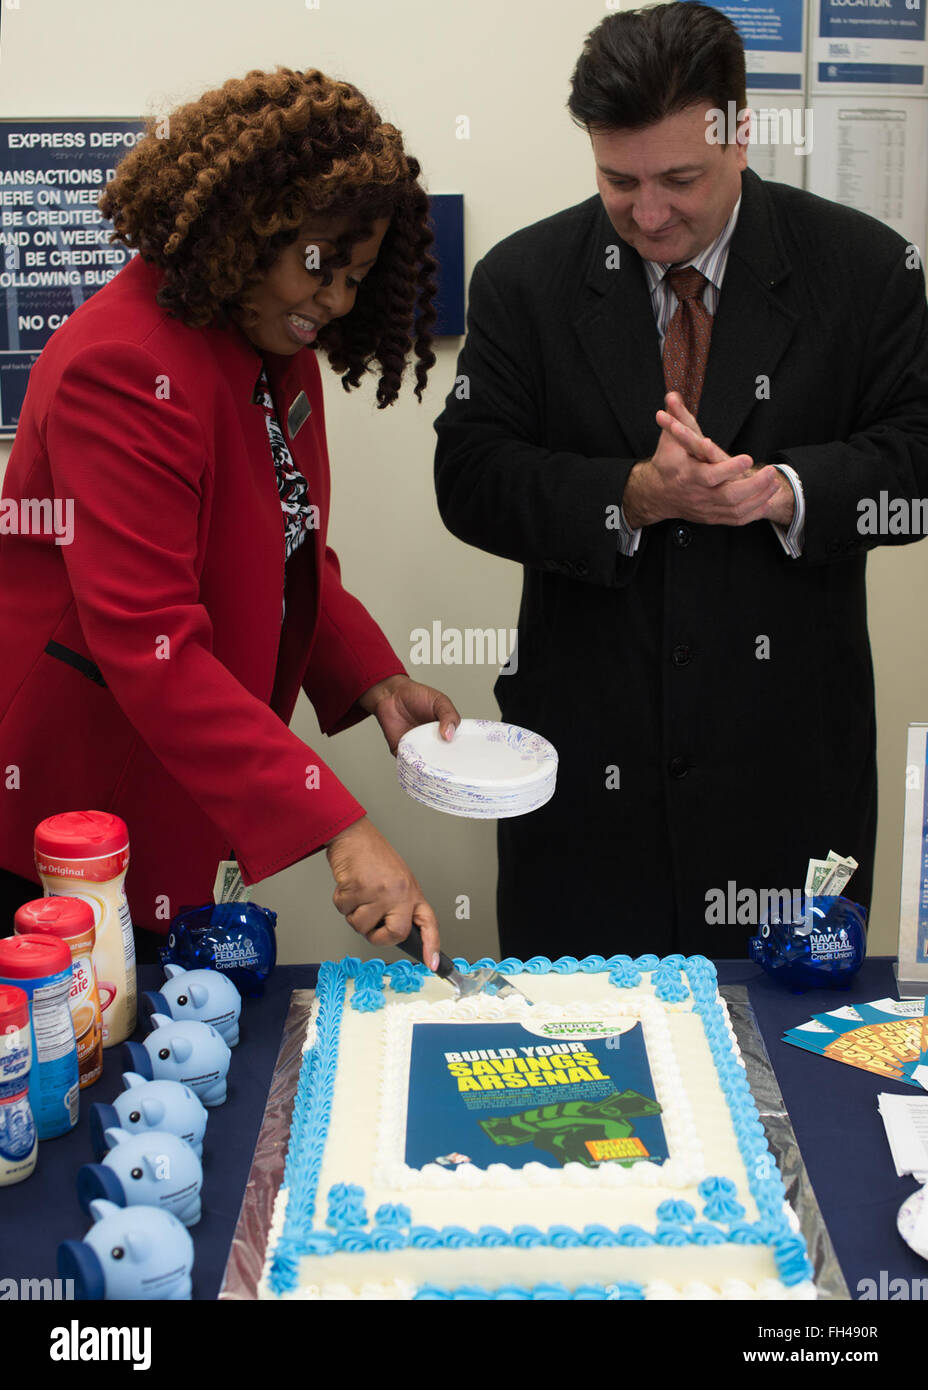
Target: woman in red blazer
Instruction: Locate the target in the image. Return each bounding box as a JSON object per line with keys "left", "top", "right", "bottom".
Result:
{"left": 0, "top": 67, "right": 458, "bottom": 964}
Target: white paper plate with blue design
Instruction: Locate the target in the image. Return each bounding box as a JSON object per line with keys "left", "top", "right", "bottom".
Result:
{"left": 897, "top": 1185, "right": 928, "bottom": 1261}
{"left": 397, "top": 719, "right": 558, "bottom": 819}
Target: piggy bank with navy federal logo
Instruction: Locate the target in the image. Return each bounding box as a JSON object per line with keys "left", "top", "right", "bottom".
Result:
{"left": 89, "top": 1072, "right": 208, "bottom": 1160}
{"left": 749, "top": 895, "right": 866, "bottom": 991}
{"left": 77, "top": 1126, "right": 203, "bottom": 1226}
{"left": 159, "top": 900, "right": 276, "bottom": 997}
{"left": 141, "top": 965, "right": 241, "bottom": 1046}
{"left": 123, "top": 1015, "right": 230, "bottom": 1106}
{"left": 58, "top": 1199, "right": 194, "bottom": 1300}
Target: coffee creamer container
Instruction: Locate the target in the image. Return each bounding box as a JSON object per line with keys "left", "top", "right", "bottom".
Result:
{"left": 0, "top": 984, "right": 38, "bottom": 1184}
{"left": 14, "top": 897, "right": 103, "bottom": 1088}
{"left": 0, "top": 936, "right": 79, "bottom": 1140}
{"left": 34, "top": 812, "right": 137, "bottom": 1047}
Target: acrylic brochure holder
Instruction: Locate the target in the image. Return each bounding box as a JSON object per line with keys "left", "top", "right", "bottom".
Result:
{"left": 897, "top": 723, "right": 928, "bottom": 998}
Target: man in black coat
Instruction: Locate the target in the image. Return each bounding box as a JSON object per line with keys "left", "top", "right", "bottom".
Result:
{"left": 433, "top": 3, "right": 928, "bottom": 960}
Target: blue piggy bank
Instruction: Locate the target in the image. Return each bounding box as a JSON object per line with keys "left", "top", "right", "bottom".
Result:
{"left": 142, "top": 965, "right": 241, "bottom": 1046}
{"left": 59, "top": 1198, "right": 194, "bottom": 1300}
{"left": 749, "top": 895, "right": 867, "bottom": 991}
{"left": 123, "top": 1015, "right": 230, "bottom": 1106}
{"left": 89, "top": 1073, "right": 208, "bottom": 1161}
{"left": 77, "top": 1126, "right": 203, "bottom": 1226}
{"left": 159, "top": 901, "right": 276, "bottom": 997}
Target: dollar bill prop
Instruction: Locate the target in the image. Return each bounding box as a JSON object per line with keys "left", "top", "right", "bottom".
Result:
{"left": 804, "top": 850, "right": 859, "bottom": 901}
{"left": 213, "top": 859, "right": 247, "bottom": 905}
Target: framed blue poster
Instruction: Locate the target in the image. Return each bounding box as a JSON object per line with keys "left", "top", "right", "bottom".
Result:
{"left": 1, "top": 117, "right": 464, "bottom": 435}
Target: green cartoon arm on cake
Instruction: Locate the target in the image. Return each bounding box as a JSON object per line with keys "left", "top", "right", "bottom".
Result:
{"left": 479, "top": 1091, "right": 663, "bottom": 1168}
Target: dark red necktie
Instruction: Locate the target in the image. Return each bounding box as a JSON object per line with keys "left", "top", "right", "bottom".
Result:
{"left": 661, "top": 265, "right": 713, "bottom": 415}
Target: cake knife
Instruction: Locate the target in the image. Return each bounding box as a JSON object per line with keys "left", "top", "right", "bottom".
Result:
{"left": 398, "top": 924, "right": 528, "bottom": 1000}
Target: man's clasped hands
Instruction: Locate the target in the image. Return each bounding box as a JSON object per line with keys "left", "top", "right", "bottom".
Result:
{"left": 623, "top": 391, "right": 794, "bottom": 530}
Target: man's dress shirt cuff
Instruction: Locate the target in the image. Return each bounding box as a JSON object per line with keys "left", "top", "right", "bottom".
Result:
{"left": 770, "top": 462, "right": 805, "bottom": 558}
{"left": 615, "top": 463, "right": 804, "bottom": 557}
{"left": 616, "top": 506, "right": 642, "bottom": 556}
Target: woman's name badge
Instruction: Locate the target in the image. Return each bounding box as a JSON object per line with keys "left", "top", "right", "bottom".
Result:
{"left": 287, "top": 391, "right": 311, "bottom": 438}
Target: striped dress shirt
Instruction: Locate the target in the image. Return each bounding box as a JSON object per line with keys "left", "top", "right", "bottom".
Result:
{"left": 616, "top": 193, "right": 805, "bottom": 557}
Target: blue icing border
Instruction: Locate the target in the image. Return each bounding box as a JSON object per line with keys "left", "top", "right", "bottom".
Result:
{"left": 683, "top": 958, "right": 814, "bottom": 1287}
{"left": 413, "top": 1281, "right": 645, "bottom": 1300}
{"left": 267, "top": 954, "right": 814, "bottom": 1298}
{"left": 351, "top": 959, "right": 386, "bottom": 1012}
{"left": 268, "top": 960, "right": 347, "bottom": 1295}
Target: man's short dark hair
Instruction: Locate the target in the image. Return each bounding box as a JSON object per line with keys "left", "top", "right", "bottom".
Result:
{"left": 568, "top": 3, "right": 747, "bottom": 137}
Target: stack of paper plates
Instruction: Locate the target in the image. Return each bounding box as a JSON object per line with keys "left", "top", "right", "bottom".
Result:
{"left": 396, "top": 719, "right": 558, "bottom": 819}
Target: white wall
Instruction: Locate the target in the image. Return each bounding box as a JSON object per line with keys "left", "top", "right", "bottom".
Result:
{"left": 2, "top": 0, "right": 926, "bottom": 962}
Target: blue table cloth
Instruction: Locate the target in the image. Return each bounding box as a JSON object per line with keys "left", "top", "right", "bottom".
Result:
{"left": 2, "top": 957, "right": 923, "bottom": 1300}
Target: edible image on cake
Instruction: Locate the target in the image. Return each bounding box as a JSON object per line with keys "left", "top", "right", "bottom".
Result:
{"left": 479, "top": 1091, "right": 662, "bottom": 1168}
{"left": 404, "top": 1021, "right": 667, "bottom": 1171}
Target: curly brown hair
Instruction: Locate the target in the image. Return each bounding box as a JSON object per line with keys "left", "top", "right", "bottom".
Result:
{"left": 98, "top": 67, "right": 437, "bottom": 406}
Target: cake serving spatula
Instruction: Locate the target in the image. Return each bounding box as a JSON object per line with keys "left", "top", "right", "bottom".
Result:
{"left": 398, "top": 924, "right": 529, "bottom": 1000}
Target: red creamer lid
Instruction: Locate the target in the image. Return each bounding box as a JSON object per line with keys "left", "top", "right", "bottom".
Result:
{"left": 14, "top": 897, "right": 95, "bottom": 940}
{"left": 34, "top": 811, "right": 128, "bottom": 858}
{"left": 0, "top": 934, "right": 72, "bottom": 979}
{"left": 0, "top": 983, "right": 29, "bottom": 1031}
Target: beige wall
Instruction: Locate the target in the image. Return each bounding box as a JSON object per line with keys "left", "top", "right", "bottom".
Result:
{"left": 2, "top": 0, "right": 926, "bottom": 963}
